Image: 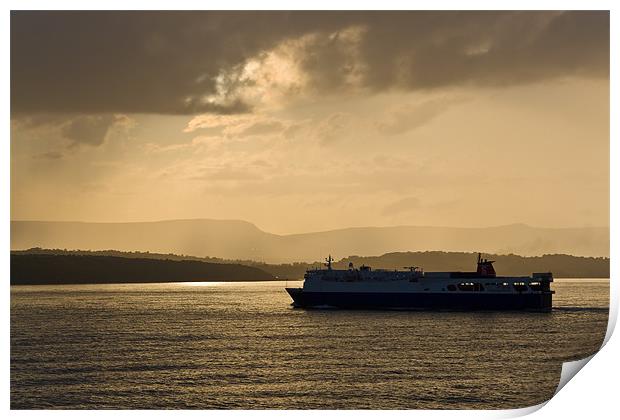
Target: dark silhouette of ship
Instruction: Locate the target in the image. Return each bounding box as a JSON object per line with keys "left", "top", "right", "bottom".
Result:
{"left": 286, "top": 253, "right": 554, "bottom": 311}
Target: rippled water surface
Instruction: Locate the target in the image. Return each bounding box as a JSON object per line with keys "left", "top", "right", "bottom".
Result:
{"left": 11, "top": 279, "right": 609, "bottom": 409}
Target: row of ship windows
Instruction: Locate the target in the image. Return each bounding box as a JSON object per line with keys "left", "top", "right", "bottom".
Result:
{"left": 445, "top": 282, "right": 543, "bottom": 292}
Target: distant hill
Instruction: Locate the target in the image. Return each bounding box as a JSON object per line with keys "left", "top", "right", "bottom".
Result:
{"left": 11, "top": 219, "right": 609, "bottom": 263}
{"left": 10, "top": 254, "right": 274, "bottom": 285}
{"left": 13, "top": 249, "right": 610, "bottom": 280}
{"left": 328, "top": 252, "right": 609, "bottom": 279}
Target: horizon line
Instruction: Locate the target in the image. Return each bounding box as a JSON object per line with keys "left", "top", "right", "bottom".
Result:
{"left": 10, "top": 218, "right": 610, "bottom": 235}
{"left": 10, "top": 247, "right": 611, "bottom": 262}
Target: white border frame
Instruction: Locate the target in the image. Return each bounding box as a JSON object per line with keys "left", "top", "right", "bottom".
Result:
{"left": 2, "top": 2, "right": 617, "bottom": 419}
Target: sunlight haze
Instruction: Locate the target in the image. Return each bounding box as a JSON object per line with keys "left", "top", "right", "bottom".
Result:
{"left": 11, "top": 11, "right": 609, "bottom": 235}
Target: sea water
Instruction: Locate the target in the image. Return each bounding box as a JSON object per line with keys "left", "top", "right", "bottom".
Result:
{"left": 10, "top": 279, "right": 609, "bottom": 409}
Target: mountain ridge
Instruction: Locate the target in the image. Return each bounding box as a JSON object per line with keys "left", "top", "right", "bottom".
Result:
{"left": 12, "top": 248, "right": 611, "bottom": 280}
{"left": 11, "top": 219, "right": 609, "bottom": 263}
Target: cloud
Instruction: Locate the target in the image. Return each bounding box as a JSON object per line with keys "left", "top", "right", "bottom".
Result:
{"left": 61, "top": 114, "right": 135, "bottom": 148}
{"left": 190, "top": 167, "right": 263, "bottom": 182}
{"left": 11, "top": 11, "right": 608, "bottom": 116}
{"left": 61, "top": 115, "right": 118, "bottom": 147}
{"left": 236, "top": 120, "right": 285, "bottom": 137}
{"left": 375, "top": 97, "right": 465, "bottom": 135}
{"left": 315, "top": 112, "right": 355, "bottom": 144}
{"left": 35, "top": 151, "right": 64, "bottom": 160}
{"left": 14, "top": 113, "right": 135, "bottom": 149}
{"left": 283, "top": 123, "right": 304, "bottom": 139}
{"left": 382, "top": 196, "right": 421, "bottom": 216}
{"left": 204, "top": 168, "right": 263, "bottom": 181}
{"left": 203, "top": 24, "right": 368, "bottom": 110}
{"left": 185, "top": 113, "right": 297, "bottom": 140}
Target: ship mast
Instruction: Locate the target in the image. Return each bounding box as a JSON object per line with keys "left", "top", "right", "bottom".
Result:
{"left": 325, "top": 255, "right": 333, "bottom": 270}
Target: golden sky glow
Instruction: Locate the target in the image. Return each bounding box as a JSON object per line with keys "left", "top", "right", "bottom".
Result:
{"left": 10, "top": 11, "right": 609, "bottom": 234}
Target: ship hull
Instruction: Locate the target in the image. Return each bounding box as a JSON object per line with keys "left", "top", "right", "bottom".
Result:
{"left": 285, "top": 288, "right": 553, "bottom": 312}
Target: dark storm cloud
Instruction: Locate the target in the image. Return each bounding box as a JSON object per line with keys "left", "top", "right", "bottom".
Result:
{"left": 11, "top": 11, "right": 609, "bottom": 116}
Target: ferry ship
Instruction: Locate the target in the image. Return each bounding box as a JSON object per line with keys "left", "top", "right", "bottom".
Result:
{"left": 286, "top": 254, "right": 554, "bottom": 311}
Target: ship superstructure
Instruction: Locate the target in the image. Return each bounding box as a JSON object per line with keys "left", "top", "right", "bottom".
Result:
{"left": 286, "top": 254, "right": 554, "bottom": 311}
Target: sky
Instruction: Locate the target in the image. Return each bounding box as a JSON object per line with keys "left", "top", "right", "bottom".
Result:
{"left": 10, "top": 11, "right": 610, "bottom": 234}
